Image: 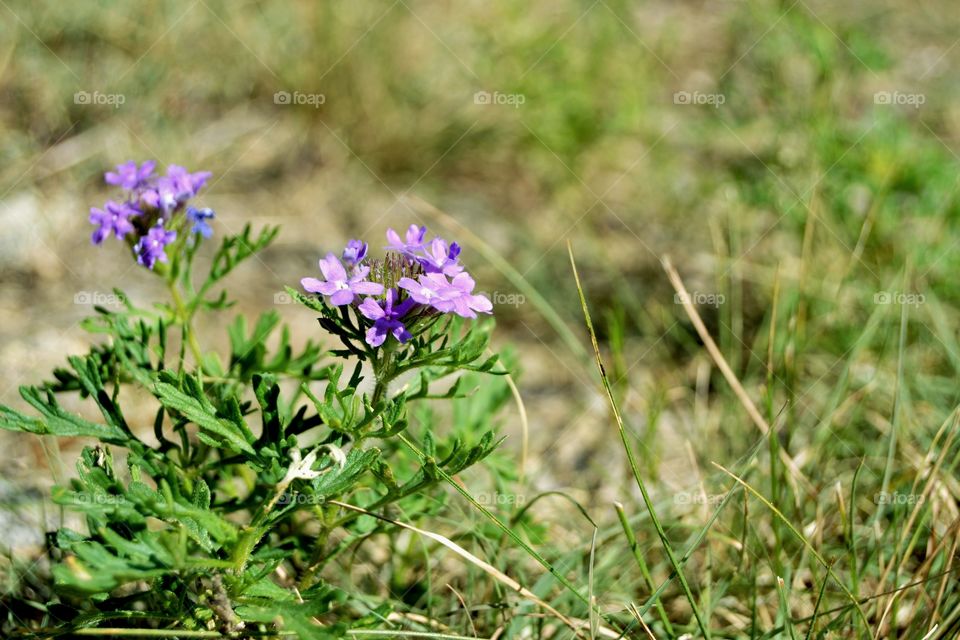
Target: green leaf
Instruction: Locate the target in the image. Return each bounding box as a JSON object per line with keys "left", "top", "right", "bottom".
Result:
{"left": 236, "top": 581, "right": 345, "bottom": 638}
{"left": 68, "top": 355, "right": 129, "bottom": 433}
{"left": 0, "top": 387, "right": 129, "bottom": 444}
{"left": 311, "top": 448, "right": 381, "bottom": 499}
{"left": 155, "top": 375, "right": 255, "bottom": 455}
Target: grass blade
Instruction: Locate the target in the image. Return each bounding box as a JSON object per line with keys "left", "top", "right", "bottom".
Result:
{"left": 569, "top": 242, "right": 712, "bottom": 639}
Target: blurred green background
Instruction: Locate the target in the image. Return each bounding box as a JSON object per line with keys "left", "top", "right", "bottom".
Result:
{"left": 3, "top": 1, "right": 960, "bottom": 623}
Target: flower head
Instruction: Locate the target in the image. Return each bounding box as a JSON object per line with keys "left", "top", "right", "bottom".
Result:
{"left": 342, "top": 239, "right": 368, "bottom": 266}
{"left": 301, "top": 253, "right": 384, "bottom": 306}
{"left": 358, "top": 288, "right": 416, "bottom": 346}
{"left": 186, "top": 206, "right": 215, "bottom": 238}
{"left": 300, "top": 225, "right": 492, "bottom": 350}
{"left": 418, "top": 237, "right": 462, "bottom": 276}
{"left": 386, "top": 224, "right": 427, "bottom": 256}
{"left": 91, "top": 160, "right": 215, "bottom": 270}
{"left": 105, "top": 161, "right": 156, "bottom": 191}
{"left": 89, "top": 200, "right": 140, "bottom": 245}
{"left": 135, "top": 223, "right": 177, "bottom": 269}
{"left": 141, "top": 165, "right": 212, "bottom": 213}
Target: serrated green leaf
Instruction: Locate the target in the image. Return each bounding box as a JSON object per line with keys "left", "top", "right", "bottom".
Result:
{"left": 1, "top": 387, "right": 128, "bottom": 444}
{"left": 312, "top": 448, "right": 381, "bottom": 498}
{"left": 155, "top": 379, "right": 254, "bottom": 454}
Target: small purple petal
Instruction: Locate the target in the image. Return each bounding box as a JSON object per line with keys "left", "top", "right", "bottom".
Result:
{"left": 365, "top": 326, "right": 387, "bottom": 347}
{"left": 329, "top": 289, "right": 354, "bottom": 306}
{"left": 352, "top": 281, "right": 385, "bottom": 296}
{"left": 319, "top": 254, "right": 347, "bottom": 281}
{"left": 358, "top": 297, "right": 385, "bottom": 320}
{"left": 392, "top": 323, "right": 413, "bottom": 343}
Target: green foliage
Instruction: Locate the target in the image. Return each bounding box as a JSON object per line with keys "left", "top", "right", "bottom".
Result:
{"left": 0, "top": 224, "right": 510, "bottom": 638}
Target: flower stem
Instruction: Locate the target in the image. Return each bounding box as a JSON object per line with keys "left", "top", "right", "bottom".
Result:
{"left": 370, "top": 344, "right": 397, "bottom": 407}
{"left": 167, "top": 278, "right": 204, "bottom": 373}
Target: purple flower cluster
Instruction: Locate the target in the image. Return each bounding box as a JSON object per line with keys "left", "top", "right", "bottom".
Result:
{"left": 91, "top": 161, "right": 215, "bottom": 269}
{"left": 301, "top": 225, "right": 492, "bottom": 348}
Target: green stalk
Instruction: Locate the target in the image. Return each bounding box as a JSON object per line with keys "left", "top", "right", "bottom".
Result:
{"left": 614, "top": 502, "right": 674, "bottom": 635}
{"left": 166, "top": 277, "right": 204, "bottom": 374}
{"left": 569, "top": 244, "right": 712, "bottom": 639}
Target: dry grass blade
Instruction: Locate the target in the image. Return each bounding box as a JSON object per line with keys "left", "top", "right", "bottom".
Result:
{"left": 446, "top": 585, "right": 479, "bottom": 639}
{"left": 627, "top": 603, "right": 658, "bottom": 639}
{"left": 498, "top": 355, "right": 529, "bottom": 483}
{"left": 662, "top": 256, "right": 813, "bottom": 494}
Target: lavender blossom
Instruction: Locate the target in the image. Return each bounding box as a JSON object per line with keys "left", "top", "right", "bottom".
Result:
{"left": 446, "top": 272, "right": 493, "bottom": 318}
{"left": 302, "top": 253, "right": 384, "bottom": 306}
{"left": 418, "top": 237, "right": 462, "bottom": 276}
{"left": 299, "top": 224, "right": 492, "bottom": 349}
{"left": 89, "top": 200, "right": 140, "bottom": 244}
{"left": 105, "top": 161, "right": 156, "bottom": 191}
{"left": 141, "top": 165, "right": 212, "bottom": 213}
{"left": 397, "top": 272, "right": 458, "bottom": 312}
{"left": 358, "top": 288, "right": 415, "bottom": 347}
{"left": 398, "top": 272, "right": 492, "bottom": 318}
{"left": 342, "top": 239, "right": 368, "bottom": 266}
{"left": 135, "top": 223, "right": 177, "bottom": 269}
{"left": 166, "top": 165, "right": 212, "bottom": 198}
{"left": 386, "top": 224, "right": 427, "bottom": 256}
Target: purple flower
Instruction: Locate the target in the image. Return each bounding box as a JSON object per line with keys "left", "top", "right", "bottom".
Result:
{"left": 446, "top": 272, "right": 493, "bottom": 318}
{"left": 135, "top": 223, "right": 177, "bottom": 269}
{"left": 139, "top": 183, "right": 176, "bottom": 213}
{"left": 342, "top": 239, "right": 368, "bottom": 266}
{"left": 418, "top": 237, "right": 462, "bottom": 276}
{"left": 186, "top": 206, "right": 215, "bottom": 238}
{"left": 105, "top": 161, "right": 156, "bottom": 191}
{"left": 398, "top": 272, "right": 492, "bottom": 318}
{"left": 358, "top": 288, "right": 416, "bottom": 347}
{"left": 397, "top": 272, "right": 459, "bottom": 312}
{"left": 141, "top": 165, "right": 212, "bottom": 213}
{"left": 166, "top": 164, "right": 212, "bottom": 197}
{"left": 89, "top": 200, "right": 140, "bottom": 244}
{"left": 386, "top": 224, "right": 427, "bottom": 256}
{"left": 302, "top": 253, "right": 384, "bottom": 306}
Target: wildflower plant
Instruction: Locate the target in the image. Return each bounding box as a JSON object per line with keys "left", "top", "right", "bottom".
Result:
{"left": 1, "top": 162, "right": 510, "bottom": 638}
